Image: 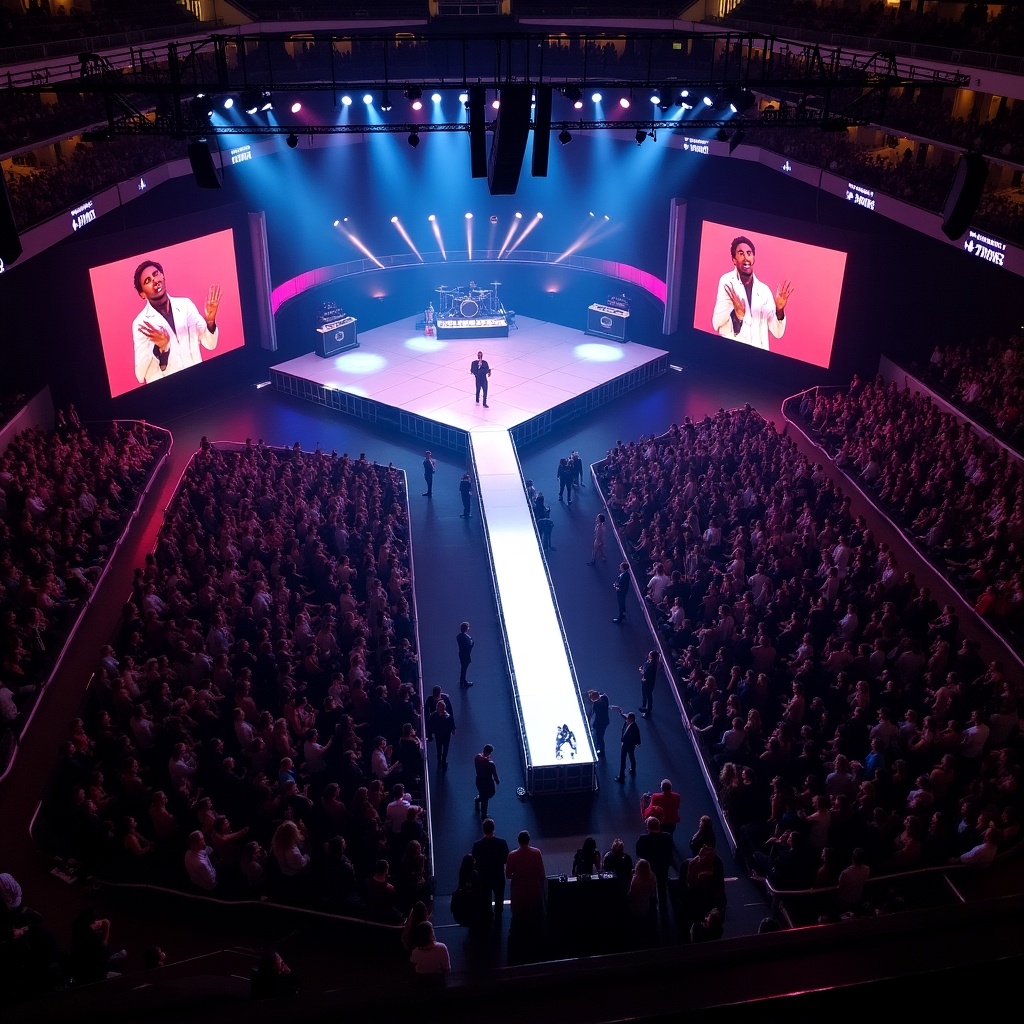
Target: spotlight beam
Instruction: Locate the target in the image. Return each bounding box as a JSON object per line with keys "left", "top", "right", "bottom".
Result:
{"left": 391, "top": 218, "right": 423, "bottom": 262}
{"left": 505, "top": 213, "right": 543, "bottom": 257}
{"left": 496, "top": 221, "right": 520, "bottom": 260}
{"left": 428, "top": 217, "right": 447, "bottom": 260}
{"left": 340, "top": 228, "right": 385, "bottom": 269}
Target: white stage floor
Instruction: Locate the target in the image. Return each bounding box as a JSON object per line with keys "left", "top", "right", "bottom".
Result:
{"left": 271, "top": 314, "right": 668, "bottom": 432}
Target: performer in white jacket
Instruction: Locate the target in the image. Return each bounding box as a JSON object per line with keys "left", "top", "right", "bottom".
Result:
{"left": 712, "top": 235, "right": 793, "bottom": 351}
{"left": 132, "top": 259, "right": 220, "bottom": 383}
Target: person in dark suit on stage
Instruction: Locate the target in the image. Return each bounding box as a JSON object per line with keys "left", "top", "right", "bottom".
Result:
{"left": 471, "top": 351, "right": 491, "bottom": 406}
{"left": 459, "top": 473, "right": 473, "bottom": 518}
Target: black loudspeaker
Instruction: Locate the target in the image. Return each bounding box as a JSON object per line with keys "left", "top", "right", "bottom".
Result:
{"left": 0, "top": 175, "right": 23, "bottom": 267}
{"left": 531, "top": 84, "right": 552, "bottom": 178}
{"left": 487, "top": 85, "right": 532, "bottom": 195}
{"left": 188, "top": 140, "right": 221, "bottom": 190}
{"left": 468, "top": 85, "right": 487, "bottom": 179}
{"left": 941, "top": 152, "right": 987, "bottom": 241}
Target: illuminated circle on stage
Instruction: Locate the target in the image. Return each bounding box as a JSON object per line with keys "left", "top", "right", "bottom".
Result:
{"left": 573, "top": 342, "right": 625, "bottom": 362}
{"left": 405, "top": 335, "right": 447, "bottom": 353}
{"left": 335, "top": 351, "right": 387, "bottom": 373}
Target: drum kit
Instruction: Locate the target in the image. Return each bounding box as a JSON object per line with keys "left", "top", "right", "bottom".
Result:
{"left": 435, "top": 280, "right": 503, "bottom": 318}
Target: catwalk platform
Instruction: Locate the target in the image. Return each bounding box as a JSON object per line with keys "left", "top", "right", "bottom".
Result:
{"left": 271, "top": 314, "right": 669, "bottom": 791}
{"left": 270, "top": 314, "right": 669, "bottom": 452}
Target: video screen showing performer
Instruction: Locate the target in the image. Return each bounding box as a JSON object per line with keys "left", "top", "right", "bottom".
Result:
{"left": 89, "top": 228, "right": 246, "bottom": 398}
{"left": 692, "top": 220, "right": 847, "bottom": 369}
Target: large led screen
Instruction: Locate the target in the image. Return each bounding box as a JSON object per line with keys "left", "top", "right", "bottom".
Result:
{"left": 90, "top": 228, "right": 246, "bottom": 398}
{"left": 692, "top": 220, "right": 847, "bottom": 369}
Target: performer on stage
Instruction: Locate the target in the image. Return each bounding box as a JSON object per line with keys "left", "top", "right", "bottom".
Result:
{"left": 471, "top": 351, "right": 491, "bottom": 407}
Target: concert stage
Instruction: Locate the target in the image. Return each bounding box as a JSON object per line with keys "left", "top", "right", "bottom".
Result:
{"left": 270, "top": 314, "right": 669, "bottom": 452}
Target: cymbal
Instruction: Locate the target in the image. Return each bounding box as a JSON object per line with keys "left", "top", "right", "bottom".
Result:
{"left": 490, "top": 281, "right": 502, "bottom": 286}
{"left": 435, "top": 286, "right": 449, "bottom": 292}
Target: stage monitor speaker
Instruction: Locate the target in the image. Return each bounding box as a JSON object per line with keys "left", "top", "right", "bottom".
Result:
{"left": 941, "top": 152, "right": 987, "bottom": 241}
{"left": 488, "top": 85, "right": 532, "bottom": 195}
{"left": 468, "top": 85, "right": 487, "bottom": 178}
{"left": 188, "top": 140, "right": 222, "bottom": 190}
{"left": 531, "top": 84, "right": 552, "bottom": 178}
{"left": 0, "top": 175, "right": 23, "bottom": 267}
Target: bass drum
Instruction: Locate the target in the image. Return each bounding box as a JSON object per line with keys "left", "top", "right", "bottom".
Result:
{"left": 460, "top": 298, "right": 479, "bottom": 318}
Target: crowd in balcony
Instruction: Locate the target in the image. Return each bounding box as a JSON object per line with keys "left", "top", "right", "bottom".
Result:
{"left": 921, "top": 332, "right": 1024, "bottom": 454}
{"left": 724, "top": 0, "right": 1024, "bottom": 58}
{"left": 794, "top": 376, "right": 1024, "bottom": 650}
{"left": 41, "top": 440, "right": 430, "bottom": 927}
{"left": 0, "top": 411, "right": 166, "bottom": 749}
{"left": 596, "top": 407, "right": 1021, "bottom": 913}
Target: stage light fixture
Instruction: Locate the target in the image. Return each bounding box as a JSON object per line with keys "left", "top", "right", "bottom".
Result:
{"left": 363, "top": 94, "right": 374, "bottom": 105}
{"left": 291, "top": 101, "right": 302, "bottom": 114}
{"left": 260, "top": 92, "right": 273, "bottom": 111}
{"left": 561, "top": 85, "right": 582, "bottom": 103}
{"left": 650, "top": 89, "right": 661, "bottom": 105}
{"left": 635, "top": 129, "right": 647, "bottom": 145}
{"left": 380, "top": 91, "right": 392, "bottom": 111}
{"left": 286, "top": 133, "right": 299, "bottom": 148}
{"left": 242, "top": 90, "right": 260, "bottom": 114}
{"left": 491, "top": 97, "right": 500, "bottom": 110}
{"left": 619, "top": 97, "right": 631, "bottom": 109}
{"left": 190, "top": 95, "right": 213, "bottom": 119}
{"left": 729, "top": 128, "right": 747, "bottom": 153}
{"left": 591, "top": 92, "right": 602, "bottom": 103}
{"left": 431, "top": 93, "right": 442, "bottom": 104}
{"left": 702, "top": 95, "right": 713, "bottom": 107}
{"left": 558, "top": 129, "right": 572, "bottom": 145}
{"left": 341, "top": 95, "right": 352, "bottom": 106}
{"left": 465, "top": 212, "right": 473, "bottom": 219}
{"left": 222, "top": 96, "right": 234, "bottom": 110}
{"left": 459, "top": 92, "right": 469, "bottom": 104}
{"left": 408, "top": 131, "right": 420, "bottom": 148}
{"left": 405, "top": 86, "right": 422, "bottom": 110}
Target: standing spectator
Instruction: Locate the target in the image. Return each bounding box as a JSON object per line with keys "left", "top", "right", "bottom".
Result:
{"left": 556, "top": 458, "right": 574, "bottom": 505}
{"left": 473, "top": 743, "right": 500, "bottom": 817}
{"left": 614, "top": 710, "right": 642, "bottom": 783}
{"left": 638, "top": 650, "right": 661, "bottom": 718}
{"left": 456, "top": 621, "right": 474, "bottom": 689}
{"left": 421, "top": 451, "right": 436, "bottom": 497}
{"left": 472, "top": 817, "right": 510, "bottom": 921}
{"left": 587, "top": 513, "right": 607, "bottom": 566}
{"left": 587, "top": 689, "right": 611, "bottom": 756}
{"left": 505, "top": 830, "right": 546, "bottom": 941}
{"left": 459, "top": 473, "right": 473, "bottom": 518}
{"left": 612, "top": 561, "right": 632, "bottom": 623}
{"left": 642, "top": 779, "right": 682, "bottom": 836}
{"left": 635, "top": 816, "right": 673, "bottom": 913}
{"left": 427, "top": 700, "right": 455, "bottom": 773}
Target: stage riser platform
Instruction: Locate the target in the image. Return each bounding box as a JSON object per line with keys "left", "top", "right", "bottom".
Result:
{"left": 272, "top": 353, "right": 668, "bottom": 452}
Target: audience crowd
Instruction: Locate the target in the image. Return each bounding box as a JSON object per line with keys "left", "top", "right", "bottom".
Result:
{"left": 596, "top": 406, "right": 1022, "bottom": 917}
{"left": 724, "top": 0, "right": 1024, "bottom": 58}
{"left": 921, "top": 333, "right": 1024, "bottom": 454}
{"left": 41, "top": 439, "right": 430, "bottom": 927}
{"left": 0, "top": 412, "right": 166, "bottom": 751}
{"left": 797, "top": 376, "right": 1024, "bottom": 649}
